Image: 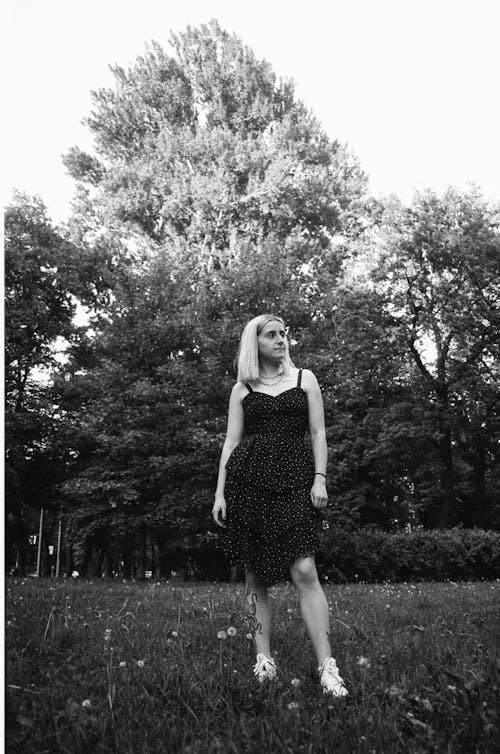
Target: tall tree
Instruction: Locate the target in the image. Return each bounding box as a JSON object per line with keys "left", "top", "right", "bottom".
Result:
{"left": 4, "top": 192, "right": 111, "bottom": 571}
{"left": 366, "top": 188, "right": 500, "bottom": 527}
{"left": 57, "top": 21, "right": 369, "bottom": 573}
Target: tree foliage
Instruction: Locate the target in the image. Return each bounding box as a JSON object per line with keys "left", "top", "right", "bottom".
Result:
{"left": 364, "top": 188, "right": 500, "bottom": 527}
{"left": 5, "top": 23, "right": 500, "bottom": 578}
{"left": 4, "top": 192, "right": 112, "bottom": 571}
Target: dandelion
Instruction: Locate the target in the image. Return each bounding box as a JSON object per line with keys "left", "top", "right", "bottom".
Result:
{"left": 227, "top": 626, "right": 237, "bottom": 636}
{"left": 291, "top": 678, "right": 301, "bottom": 688}
{"left": 287, "top": 702, "right": 299, "bottom": 710}
{"left": 357, "top": 656, "right": 371, "bottom": 669}
{"left": 119, "top": 661, "right": 127, "bottom": 668}
{"left": 81, "top": 699, "right": 92, "bottom": 709}
{"left": 217, "top": 630, "right": 227, "bottom": 640}
{"left": 136, "top": 659, "right": 145, "bottom": 668}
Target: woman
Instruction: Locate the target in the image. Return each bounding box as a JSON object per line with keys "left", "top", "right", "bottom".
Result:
{"left": 212, "top": 314, "right": 348, "bottom": 697}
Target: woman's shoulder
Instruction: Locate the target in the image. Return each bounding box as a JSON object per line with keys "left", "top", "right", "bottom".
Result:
{"left": 298, "top": 368, "right": 319, "bottom": 390}
{"left": 296, "top": 367, "right": 316, "bottom": 380}
{"left": 231, "top": 380, "right": 251, "bottom": 399}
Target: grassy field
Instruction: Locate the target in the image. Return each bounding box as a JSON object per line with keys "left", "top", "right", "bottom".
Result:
{"left": 5, "top": 577, "right": 500, "bottom": 753}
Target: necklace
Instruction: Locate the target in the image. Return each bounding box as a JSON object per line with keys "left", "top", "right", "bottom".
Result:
{"left": 257, "top": 370, "right": 284, "bottom": 386}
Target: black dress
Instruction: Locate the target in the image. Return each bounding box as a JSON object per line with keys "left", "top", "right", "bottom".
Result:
{"left": 223, "top": 369, "right": 322, "bottom": 586}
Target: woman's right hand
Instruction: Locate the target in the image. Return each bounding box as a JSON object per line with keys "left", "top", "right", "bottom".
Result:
{"left": 212, "top": 496, "right": 227, "bottom": 528}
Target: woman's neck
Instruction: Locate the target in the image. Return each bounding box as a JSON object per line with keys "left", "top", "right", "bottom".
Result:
{"left": 258, "top": 360, "right": 285, "bottom": 378}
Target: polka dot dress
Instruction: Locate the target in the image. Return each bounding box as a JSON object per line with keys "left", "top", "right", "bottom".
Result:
{"left": 222, "top": 369, "right": 322, "bottom": 586}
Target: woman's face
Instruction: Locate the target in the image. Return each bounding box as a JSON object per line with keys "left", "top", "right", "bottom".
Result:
{"left": 257, "top": 319, "right": 287, "bottom": 362}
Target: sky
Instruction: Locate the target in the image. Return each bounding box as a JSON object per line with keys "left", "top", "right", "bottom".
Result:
{"left": 3, "top": 0, "right": 500, "bottom": 224}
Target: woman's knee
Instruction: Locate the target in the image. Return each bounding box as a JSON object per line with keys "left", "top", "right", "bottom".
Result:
{"left": 290, "top": 556, "right": 319, "bottom": 588}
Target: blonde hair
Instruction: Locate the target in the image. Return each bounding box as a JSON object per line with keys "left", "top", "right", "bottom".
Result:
{"left": 236, "top": 314, "right": 294, "bottom": 384}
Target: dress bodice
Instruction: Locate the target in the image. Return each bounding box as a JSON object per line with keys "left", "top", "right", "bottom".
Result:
{"left": 243, "top": 387, "right": 309, "bottom": 439}
{"left": 225, "top": 372, "right": 314, "bottom": 492}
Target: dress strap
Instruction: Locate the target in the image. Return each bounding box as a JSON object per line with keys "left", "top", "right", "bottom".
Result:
{"left": 297, "top": 369, "right": 302, "bottom": 388}
{"left": 245, "top": 382, "right": 254, "bottom": 393}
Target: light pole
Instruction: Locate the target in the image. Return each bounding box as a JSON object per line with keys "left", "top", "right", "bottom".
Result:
{"left": 36, "top": 507, "right": 44, "bottom": 577}
{"left": 55, "top": 510, "right": 63, "bottom": 577}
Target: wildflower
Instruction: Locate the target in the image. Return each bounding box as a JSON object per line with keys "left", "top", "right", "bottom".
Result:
{"left": 246, "top": 633, "right": 253, "bottom": 640}
{"left": 104, "top": 629, "right": 112, "bottom": 641}
{"left": 171, "top": 630, "right": 178, "bottom": 637}
{"left": 287, "top": 702, "right": 299, "bottom": 710}
{"left": 81, "top": 699, "right": 92, "bottom": 709}
{"left": 217, "top": 630, "right": 227, "bottom": 640}
{"left": 291, "top": 678, "right": 301, "bottom": 688}
{"left": 357, "top": 656, "right": 371, "bottom": 669}
{"left": 227, "top": 626, "right": 237, "bottom": 636}
{"left": 119, "top": 661, "right": 127, "bottom": 668}
{"left": 136, "top": 659, "right": 145, "bottom": 668}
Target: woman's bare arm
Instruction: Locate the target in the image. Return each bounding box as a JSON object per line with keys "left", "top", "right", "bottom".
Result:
{"left": 213, "top": 382, "right": 246, "bottom": 525}
{"left": 302, "top": 369, "right": 328, "bottom": 509}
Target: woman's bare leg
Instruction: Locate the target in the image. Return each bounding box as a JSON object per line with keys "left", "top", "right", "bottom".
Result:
{"left": 245, "top": 570, "right": 272, "bottom": 657}
{"left": 290, "top": 556, "right": 332, "bottom": 665}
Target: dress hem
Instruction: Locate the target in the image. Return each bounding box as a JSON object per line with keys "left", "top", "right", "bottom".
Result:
{"left": 230, "top": 549, "right": 319, "bottom": 587}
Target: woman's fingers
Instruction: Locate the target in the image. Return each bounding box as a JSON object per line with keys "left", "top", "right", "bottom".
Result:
{"left": 310, "top": 491, "right": 328, "bottom": 509}
{"left": 212, "top": 505, "right": 227, "bottom": 527}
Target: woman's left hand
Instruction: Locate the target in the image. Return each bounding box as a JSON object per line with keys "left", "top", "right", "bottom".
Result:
{"left": 310, "top": 478, "right": 328, "bottom": 509}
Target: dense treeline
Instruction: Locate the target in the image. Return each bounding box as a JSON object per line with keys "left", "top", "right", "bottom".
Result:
{"left": 5, "top": 21, "right": 500, "bottom": 578}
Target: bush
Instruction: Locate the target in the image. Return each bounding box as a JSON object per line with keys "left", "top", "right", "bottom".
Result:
{"left": 319, "top": 526, "right": 500, "bottom": 583}
{"left": 154, "top": 526, "right": 500, "bottom": 583}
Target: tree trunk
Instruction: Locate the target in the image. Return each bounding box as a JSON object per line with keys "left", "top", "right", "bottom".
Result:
{"left": 136, "top": 530, "right": 147, "bottom": 580}
{"left": 437, "top": 419, "right": 454, "bottom": 528}
{"left": 64, "top": 543, "right": 74, "bottom": 577}
{"left": 103, "top": 551, "right": 114, "bottom": 578}
{"left": 96, "top": 549, "right": 104, "bottom": 577}
{"left": 150, "top": 531, "right": 158, "bottom": 577}
{"left": 434, "top": 378, "right": 455, "bottom": 529}
{"left": 472, "top": 441, "right": 488, "bottom": 527}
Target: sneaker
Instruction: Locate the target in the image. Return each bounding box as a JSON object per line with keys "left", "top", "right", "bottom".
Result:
{"left": 318, "top": 657, "right": 348, "bottom": 697}
{"left": 253, "top": 653, "right": 277, "bottom": 682}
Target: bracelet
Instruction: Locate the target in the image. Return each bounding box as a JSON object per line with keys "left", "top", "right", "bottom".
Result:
{"left": 315, "top": 472, "right": 327, "bottom": 477}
